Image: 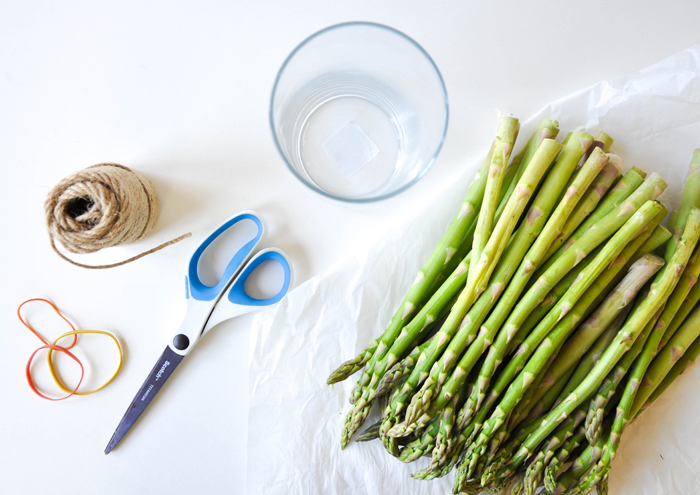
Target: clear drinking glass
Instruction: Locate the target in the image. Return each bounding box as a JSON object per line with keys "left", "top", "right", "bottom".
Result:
{"left": 270, "top": 22, "right": 449, "bottom": 202}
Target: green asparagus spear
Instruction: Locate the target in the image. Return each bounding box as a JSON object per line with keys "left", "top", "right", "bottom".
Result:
{"left": 545, "top": 159, "right": 623, "bottom": 257}
{"left": 470, "top": 117, "right": 521, "bottom": 294}
{"left": 494, "top": 120, "right": 561, "bottom": 225}
{"left": 521, "top": 247, "right": 666, "bottom": 417}
{"left": 664, "top": 149, "right": 700, "bottom": 259}
{"left": 523, "top": 407, "right": 586, "bottom": 495}
{"left": 542, "top": 424, "right": 586, "bottom": 493}
{"left": 541, "top": 166, "right": 647, "bottom": 269}
{"left": 594, "top": 130, "right": 614, "bottom": 152}
{"left": 549, "top": 427, "right": 609, "bottom": 495}
{"left": 632, "top": 303, "right": 700, "bottom": 416}
{"left": 356, "top": 421, "right": 381, "bottom": 442}
{"left": 502, "top": 210, "right": 700, "bottom": 477}
{"left": 511, "top": 232, "right": 665, "bottom": 430}
{"left": 582, "top": 236, "right": 700, "bottom": 491}
{"left": 659, "top": 268, "right": 700, "bottom": 349}
{"left": 638, "top": 320, "right": 700, "bottom": 414}
{"left": 462, "top": 207, "right": 664, "bottom": 476}
{"left": 378, "top": 139, "right": 561, "bottom": 440}
{"left": 543, "top": 305, "right": 628, "bottom": 418}
{"left": 404, "top": 135, "right": 596, "bottom": 426}
{"left": 457, "top": 174, "right": 666, "bottom": 432}
{"left": 409, "top": 149, "right": 629, "bottom": 439}
{"left": 398, "top": 419, "right": 440, "bottom": 462}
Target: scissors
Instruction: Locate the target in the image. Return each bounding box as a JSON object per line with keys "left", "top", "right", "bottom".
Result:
{"left": 105, "top": 211, "right": 293, "bottom": 454}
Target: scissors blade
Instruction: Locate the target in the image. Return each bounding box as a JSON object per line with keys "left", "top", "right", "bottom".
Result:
{"left": 104, "top": 346, "right": 184, "bottom": 454}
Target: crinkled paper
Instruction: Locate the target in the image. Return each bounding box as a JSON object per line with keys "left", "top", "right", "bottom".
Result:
{"left": 248, "top": 45, "right": 700, "bottom": 495}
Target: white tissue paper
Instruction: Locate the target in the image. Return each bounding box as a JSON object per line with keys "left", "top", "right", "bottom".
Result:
{"left": 247, "top": 45, "right": 700, "bottom": 495}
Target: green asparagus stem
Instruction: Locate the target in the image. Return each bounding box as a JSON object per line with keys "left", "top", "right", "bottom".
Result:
{"left": 523, "top": 407, "right": 586, "bottom": 495}
{"left": 541, "top": 166, "right": 647, "bottom": 269}
{"left": 329, "top": 340, "right": 379, "bottom": 386}
{"left": 404, "top": 135, "right": 594, "bottom": 426}
{"left": 408, "top": 157, "right": 609, "bottom": 443}
{"left": 506, "top": 352, "right": 557, "bottom": 433}
{"left": 356, "top": 421, "right": 381, "bottom": 442}
{"left": 664, "top": 149, "right": 700, "bottom": 259}
{"left": 505, "top": 252, "right": 599, "bottom": 357}
{"left": 458, "top": 174, "right": 666, "bottom": 433}
{"left": 340, "top": 255, "right": 474, "bottom": 445}
{"left": 429, "top": 354, "right": 485, "bottom": 469}
{"left": 514, "top": 235, "right": 664, "bottom": 428}
{"left": 523, "top": 356, "right": 580, "bottom": 425}
{"left": 470, "top": 117, "right": 521, "bottom": 291}
{"left": 542, "top": 424, "right": 586, "bottom": 493}
{"left": 503, "top": 210, "right": 700, "bottom": 477}
{"left": 365, "top": 125, "right": 560, "bottom": 403}
{"left": 374, "top": 310, "right": 456, "bottom": 400}
{"left": 584, "top": 296, "right": 658, "bottom": 444}
{"left": 426, "top": 149, "right": 623, "bottom": 438}
{"left": 639, "top": 323, "right": 700, "bottom": 414}
{"left": 548, "top": 304, "right": 629, "bottom": 415}
{"left": 521, "top": 249, "right": 665, "bottom": 417}
{"left": 655, "top": 240, "right": 700, "bottom": 352}
{"left": 582, "top": 255, "right": 700, "bottom": 493}
{"left": 379, "top": 139, "right": 562, "bottom": 440}
{"left": 594, "top": 130, "right": 614, "bottom": 152}
{"left": 545, "top": 160, "right": 623, "bottom": 257}
{"left": 632, "top": 304, "right": 700, "bottom": 416}
{"left": 549, "top": 428, "right": 609, "bottom": 495}
{"left": 461, "top": 225, "right": 668, "bottom": 475}
{"left": 599, "top": 246, "right": 700, "bottom": 427}
{"left": 659, "top": 268, "right": 700, "bottom": 349}
{"left": 461, "top": 205, "right": 665, "bottom": 476}
{"left": 374, "top": 334, "right": 436, "bottom": 399}
{"left": 600, "top": 249, "right": 700, "bottom": 432}
{"left": 494, "top": 120, "right": 560, "bottom": 225}
{"left": 398, "top": 419, "right": 440, "bottom": 462}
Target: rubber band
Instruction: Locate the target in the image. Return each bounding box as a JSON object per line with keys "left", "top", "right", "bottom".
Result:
{"left": 17, "top": 298, "right": 123, "bottom": 401}
{"left": 26, "top": 343, "right": 84, "bottom": 401}
{"left": 47, "top": 330, "right": 123, "bottom": 395}
{"left": 17, "top": 298, "right": 78, "bottom": 349}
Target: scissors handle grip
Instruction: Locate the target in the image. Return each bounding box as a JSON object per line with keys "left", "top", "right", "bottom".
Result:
{"left": 228, "top": 248, "right": 293, "bottom": 306}
{"left": 187, "top": 211, "right": 265, "bottom": 302}
{"left": 203, "top": 248, "right": 293, "bottom": 333}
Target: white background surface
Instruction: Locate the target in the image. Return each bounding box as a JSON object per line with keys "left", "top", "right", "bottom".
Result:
{"left": 1, "top": 2, "right": 699, "bottom": 494}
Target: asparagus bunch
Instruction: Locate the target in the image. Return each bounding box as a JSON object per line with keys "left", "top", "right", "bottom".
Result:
{"left": 327, "top": 123, "right": 700, "bottom": 495}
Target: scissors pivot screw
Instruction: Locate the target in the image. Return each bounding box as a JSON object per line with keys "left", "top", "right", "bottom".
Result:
{"left": 173, "top": 334, "right": 190, "bottom": 351}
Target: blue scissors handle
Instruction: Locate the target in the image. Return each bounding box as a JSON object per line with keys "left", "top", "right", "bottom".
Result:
{"left": 228, "top": 248, "right": 293, "bottom": 307}
{"left": 187, "top": 211, "right": 265, "bottom": 302}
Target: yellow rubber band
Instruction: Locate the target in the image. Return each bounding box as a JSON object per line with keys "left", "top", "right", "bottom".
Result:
{"left": 46, "top": 330, "right": 123, "bottom": 395}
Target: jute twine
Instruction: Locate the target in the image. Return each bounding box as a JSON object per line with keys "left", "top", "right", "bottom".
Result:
{"left": 45, "top": 163, "right": 191, "bottom": 269}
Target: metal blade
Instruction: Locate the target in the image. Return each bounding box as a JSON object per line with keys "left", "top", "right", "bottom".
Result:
{"left": 104, "top": 346, "right": 184, "bottom": 454}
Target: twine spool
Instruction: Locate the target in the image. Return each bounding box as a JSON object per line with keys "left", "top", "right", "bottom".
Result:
{"left": 45, "top": 163, "right": 190, "bottom": 269}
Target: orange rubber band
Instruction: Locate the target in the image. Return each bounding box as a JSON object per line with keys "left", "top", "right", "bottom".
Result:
{"left": 18, "top": 298, "right": 123, "bottom": 400}
{"left": 47, "top": 330, "right": 123, "bottom": 395}
{"left": 26, "top": 344, "right": 84, "bottom": 401}
{"left": 17, "top": 298, "right": 78, "bottom": 349}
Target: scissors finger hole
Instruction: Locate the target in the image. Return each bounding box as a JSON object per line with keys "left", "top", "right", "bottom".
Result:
{"left": 197, "top": 218, "right": 261, "bottom": 287}
{"left": 243, "top": 259, "right": 286, "bottom": 300}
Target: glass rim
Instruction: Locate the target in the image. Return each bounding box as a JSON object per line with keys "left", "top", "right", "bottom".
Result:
{"left": 269, "top": 21, "right": 449, "bottom": 203}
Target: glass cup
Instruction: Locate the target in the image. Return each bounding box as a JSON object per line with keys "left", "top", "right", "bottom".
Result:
{"left": 270, "top": 22, "right": 449, "bottom": 202}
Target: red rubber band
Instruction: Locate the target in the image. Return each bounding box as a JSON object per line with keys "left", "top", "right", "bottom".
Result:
{"left": 25, "top": 343, "right": 84, "bottom": 401}
{"left": 17, "top": 298, "right": 78, "bottom": 349}
{"left": 18, "top": 299, "right": 83, "bottom": 400}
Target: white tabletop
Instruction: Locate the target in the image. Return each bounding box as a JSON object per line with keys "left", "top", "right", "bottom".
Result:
{"left": 2, "top": 2, "right": 699, "bottom": 494}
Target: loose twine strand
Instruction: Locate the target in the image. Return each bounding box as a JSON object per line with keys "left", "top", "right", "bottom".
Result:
{"left": 45, "top": 163, "right": 191, "bottom": 269}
